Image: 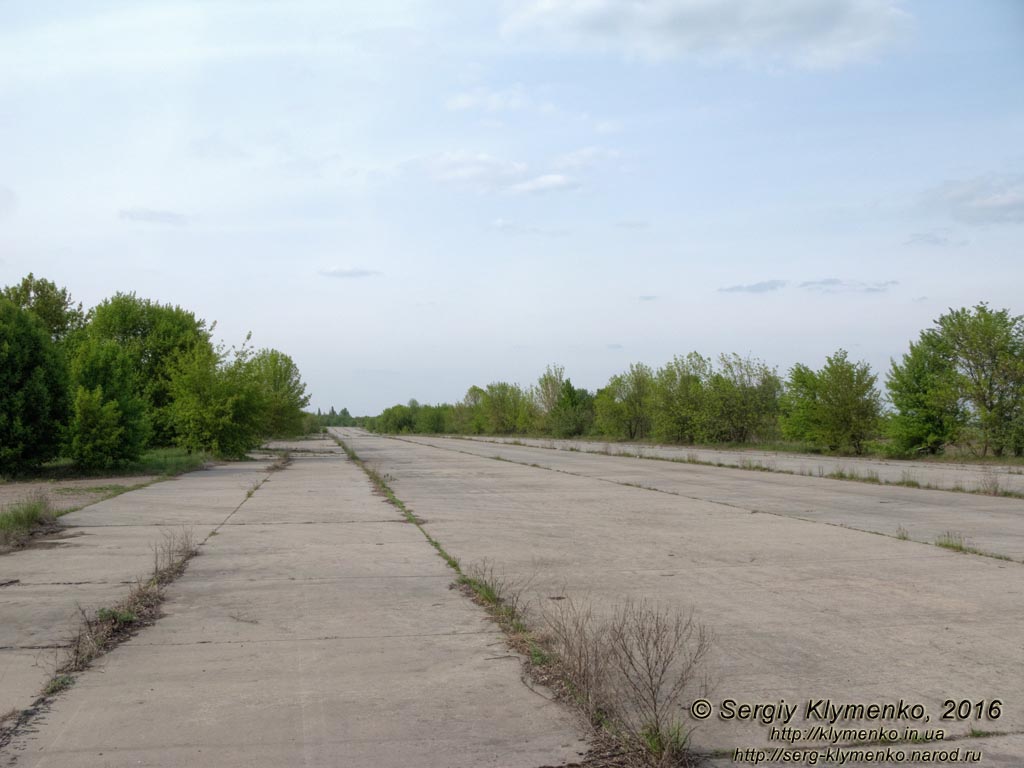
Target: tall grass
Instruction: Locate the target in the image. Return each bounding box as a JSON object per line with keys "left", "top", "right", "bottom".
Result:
{"left": 0, "top": 494, "right": 56, "bottom": 547}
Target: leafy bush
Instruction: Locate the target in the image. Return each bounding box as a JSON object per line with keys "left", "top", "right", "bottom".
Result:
{"left": 0, "top": 299, "right": 69, "bottom": 474}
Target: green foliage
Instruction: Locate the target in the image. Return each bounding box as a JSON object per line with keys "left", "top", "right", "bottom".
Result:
{"left": 87, "top": 293, "right": 211, "bottom": 445}
{"left": 0, "top": 494, "right": 56, "bottom": 546}
{"left": 782, "top": 349, "right": 881, "bottom": 454}
{"left": 886, "top": 335, "right": 964, "bottom": 455}
{"left": 534, "top": 363, "right": 566, "bottom": 432}
{"left": 65, "top": 337, "right": 151, "bottom": 468}
{"left": 651, "top": 353, "right": 710, "bottom": 443}
{"left": 1, "top": 273, "right": 85, "bottom": 343}
{"left": 452, "top": 386, "right": 488, "bottom": 434}
{"left": 595, "top": 363, "right": 654, "bottom": 439}
{"left": 0, "top": 299, "right": 70, "bottom": 474}
{"left": 248, "top": 348, "right": 311, "bottom": 437}
{"left": 925, "top": 304, "right": 1024, "bottom": 457}
{"left": 548, "top": 379, "right": 595, "bottom": 438}
{"left": 66, "top": 387, "right": 126, "bottom": 470}
{"left": 166, "top": 337, "right": 266, "bottom": 458}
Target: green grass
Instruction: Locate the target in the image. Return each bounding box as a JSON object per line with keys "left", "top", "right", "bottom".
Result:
{"left": 30, "top": 447, "right": 208, "bottom": 481}
{"left": 933, "top": 530, "right": 1013, "bottom": 561}
{"left": 0, "top": 495, "right": 56, "bottom": 547}
{"left": 43, "top": 674, "right": 74, "bottom": 696}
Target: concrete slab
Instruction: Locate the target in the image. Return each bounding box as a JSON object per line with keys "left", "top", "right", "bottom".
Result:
{"left": 0, "top": 461, "right": 272, "bottom": 715}
{"left": 2, "top": 451, "right": 587, "bottom": 767}
{"left": 467, "top": 434, "right": 1024, "bottom": 494}
{"left": 332, "top": 429, "right": 1024, "bottom": 763}
{"left": 398, "top": 433, "right": 1024, "bottom": 561}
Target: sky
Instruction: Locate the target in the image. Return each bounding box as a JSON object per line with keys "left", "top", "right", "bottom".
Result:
{"left": 1, "top": 1, "right": 1022, "bottom": 414}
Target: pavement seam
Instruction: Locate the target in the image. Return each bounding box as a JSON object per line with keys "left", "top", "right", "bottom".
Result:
{"left": 393, "top": 435, "right": 1024, "bottom": 567}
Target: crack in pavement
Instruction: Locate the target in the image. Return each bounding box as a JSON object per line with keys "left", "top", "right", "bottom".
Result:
{"left": 130, "top": 628, "right": 504, "bottom": 647}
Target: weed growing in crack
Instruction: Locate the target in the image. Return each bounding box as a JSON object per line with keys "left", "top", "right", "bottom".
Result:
{"left": 0, "top": 493, "right": 57, "bottom": 549}
{"left": 60, "top": 527, "right": 197, "bottom": 678}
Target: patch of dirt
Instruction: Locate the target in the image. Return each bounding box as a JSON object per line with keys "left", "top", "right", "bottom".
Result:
{"left": 0, "top": 476, "right": 158, "bottom": 515}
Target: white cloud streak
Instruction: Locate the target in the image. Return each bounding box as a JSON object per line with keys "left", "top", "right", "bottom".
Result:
{"left": 503, "top": 0, "right": 911, "bottom": 68}
{"left": 928, "top": 174, "right": 1024, "bottom": 225}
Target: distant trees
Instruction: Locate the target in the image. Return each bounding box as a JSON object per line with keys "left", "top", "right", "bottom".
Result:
{"left": 167, "top": 338, "right": 311, "bottom": 458}
{"left": 782, "top": 350, "right": 881, "bottom": 454}
{"left": 351, "top": 304, "right": 1024, "bottom": 461}
{"left": 886, "top": 335, "right": 963, "bottom": 455}
{"left": 0, "top": 274, "right": 314, "bottom": 473}
{"left": 596, "top": 363, "right": 655, "bottom": 440}
{"left": 0, "top": 299, "right": 69, "bottom": 473}
{"left": 888, "top": 304, "right": 1024, "bottom": 456}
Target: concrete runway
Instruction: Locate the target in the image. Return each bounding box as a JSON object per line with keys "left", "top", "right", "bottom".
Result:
{"left": 5, "top": 429, "right": 1021, "bottom": 767}
{"left": 1, "top": 439, "right": 585, "bottom": 767}
{"left": 333, "top": 429, "right": 1024, "bottom": 766}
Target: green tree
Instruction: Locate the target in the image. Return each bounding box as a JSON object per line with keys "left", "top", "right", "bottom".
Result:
{"left": 596, "top": 364, "right": 654, "bottom": 440}
{"left": 65, "top": 337, "right": 151, "bottom": 468}
{"left": 886, "top": 335, "right": 963, "bottom": 455}
{"left": 547, "top": 379, "right": 595, "bottom": 438}
{"left": 452, "top": 386, "right": 487, "bottom": 434}
{"left": 166, "top": 338, "right": 266, "bottom": 458}
{"left": 249, "top": 348, "right": 310, "bottom": 437}
{"left": 0, "top": 299, "right": 70, "bottom": 473}
{"left": 88, "top": 293, "right": 212, "bottom": 445}
{"left": 66, "top": 388, "right": 126, "bottom": 470}
{"left": 782, "top": 350, "right": 881, "bottom": 454}
{"left": 925, "top": 304, "right": 1024, "bottom": 456}
{"left": 1, "top": 273, "right": 85, "bottom": 343}
{"left": 704, "top": 353, "right": 782, "bottom": 443}
{"left": 652, "top": 354, "right": 710, "bottom": 444}
{"left": 534, "top": 363, "right": 566, "bottom": 431}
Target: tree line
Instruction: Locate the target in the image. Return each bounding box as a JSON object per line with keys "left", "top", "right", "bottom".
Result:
{"left": 365, "top": 304, "right": 1024, "bottom": 458}
{"left": 0, "top": 273, "right": 311, "bottom": 474}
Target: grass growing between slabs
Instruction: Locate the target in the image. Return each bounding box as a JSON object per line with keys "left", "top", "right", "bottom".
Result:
{"left": 333, "top": 434, "right": 712, "bottom": 767}
{"left": 0, "top": 527, "right": 199, "bottom": 751}
{"left": 0, "top": 494, "right": 57, "bottom": 548}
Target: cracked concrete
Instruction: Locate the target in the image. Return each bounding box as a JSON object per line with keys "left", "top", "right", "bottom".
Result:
{"left": 466, "top": 435, "right": 1024, "bottom": 495}
{"left": 398, "top": 434, "right": 1024, "bottom": 561}
{"left": 0, "top": 461, "right": 273, "bottom": 716}
{"left": 333, "top": 429, "right": 1024, "bottom": 767}
{"left": 2, "top": 441, "right": 586, "bottom": 767}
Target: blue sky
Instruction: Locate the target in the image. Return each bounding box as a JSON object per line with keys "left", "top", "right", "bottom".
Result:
{"left": 1, "top": 1, "right": 1022, "bottom": 413}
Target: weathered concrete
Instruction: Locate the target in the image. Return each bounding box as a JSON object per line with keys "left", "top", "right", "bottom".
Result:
{"left": 400, "top": 433, "right": 1024, "bottom": 561}
{"left": 3, "top": 444, "right": 586, "bottom": 767}
{"left": 334, "top": 429, "right": 1024, "bottom": 765}
{"left": 0, "top": 462, "right": 271, "bottom": 715}
{"left": 468, "top": 435, "right": 1024, "bottom": 495}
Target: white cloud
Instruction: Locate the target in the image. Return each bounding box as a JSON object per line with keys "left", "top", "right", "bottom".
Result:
{"left": 719, "top": 280, "right": 787, "bottom": 293}
{"left": 554, "top": 146, "right": 620, "bottom": 170}
{"left": 446, "top": 85, "right": 530, "bottom": 112}
{"left": 799, "top": 278, "right": 897, "bottom": 293}
{"left": 119, "top": 207, "right": 188, "bottom": 226}
{"left": 428, "top": 151, "right": 527, "bottom": 187}
{"left": 927, "top": 174, "right": 1024, "bottom": 225}
{"left": 509, "top": 173, "right": 579, "bottom": 194}
{"left": 503, "top": 0, "right": 911, "bottom": 68}
{"left": 320, "top": 267, "right": 380, "bottom": 279}
{"left": 903, "top": 228, "right": 968, "bottom": 247}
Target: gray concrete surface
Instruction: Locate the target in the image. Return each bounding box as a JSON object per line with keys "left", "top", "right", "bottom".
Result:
{"left": 467, "top": 435, "right": 1024, "bottom": 495}
{"left": 400, "top": 434, "right": 1024, "bottom": 562}
{"left": 3, "top": 442, "right": 586, "bottom": 767}
{"left": 0, "top": 461, "right": 272, "bottom": 716}
{"left": 334, "top": 429, "right": 1024, "bottom": 767}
